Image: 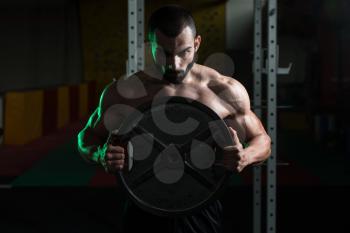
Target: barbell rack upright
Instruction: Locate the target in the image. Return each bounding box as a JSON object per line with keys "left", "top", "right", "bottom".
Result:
{"left": 127, "top": 0, "right": 144, "bottom": 76}
{"left": 266, "top": 0, "right": 278, "bottom": 232}
{"left": 253, "top": 0, "right": 263, "bottom": 233}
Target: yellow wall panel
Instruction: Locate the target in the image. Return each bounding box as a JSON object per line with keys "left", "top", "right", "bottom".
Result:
{"left": 192, "top": 2, "right": 226, "bottom": 63}
{"left": 4, "top": 91, "right": 43, "bottom": 145}
{"left": 79, "top": 0, "right": 127, "bottom": 92}
{"left": 57, "top": 86, "right": 70, "bottom": 128}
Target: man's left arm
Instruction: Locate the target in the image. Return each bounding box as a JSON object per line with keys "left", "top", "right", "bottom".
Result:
{"left": 222, "top": 78, "right": 271, "bottom": 172}
{"left": 239, "top": 110, "right": 271, "bottom": 166}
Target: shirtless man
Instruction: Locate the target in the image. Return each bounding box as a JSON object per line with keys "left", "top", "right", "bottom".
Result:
{"left": 78, "top": 5, "right": 271, "bottom": 233}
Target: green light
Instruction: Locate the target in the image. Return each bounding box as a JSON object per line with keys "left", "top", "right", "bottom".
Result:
{"left": 77, "top": 91, "right": 107, "bottom": 163}
{"left": 243, "top": 142, "right": 249, "bottom": 149}
{"left": 148, "top": 32, "right": 157, "bottom": 61}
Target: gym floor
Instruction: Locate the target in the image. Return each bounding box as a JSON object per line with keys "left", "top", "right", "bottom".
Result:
{"left": 0, "top": 187, "right": 347, "bottom": 233}
{"left": 0, "top": 120, "right": 348, "bottom": 233}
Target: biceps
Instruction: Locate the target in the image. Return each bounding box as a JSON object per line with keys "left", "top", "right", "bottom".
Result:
{"left": 242, "top": 111, "right": 267, "bottom": 141}
{"left": 79, "top": 107, "right": 108, "bottom": 146}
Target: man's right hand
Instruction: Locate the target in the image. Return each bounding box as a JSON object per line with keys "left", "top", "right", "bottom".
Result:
{"left": 103, "top": 144, "right": 126, "bottom": 173}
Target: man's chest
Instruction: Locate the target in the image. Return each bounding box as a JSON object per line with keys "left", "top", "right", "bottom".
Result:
{"left": 104, "top": 82, "right": 239, "bottom": 133}
{"left": 120, "top": 83, "right": 232, "bottom": 119}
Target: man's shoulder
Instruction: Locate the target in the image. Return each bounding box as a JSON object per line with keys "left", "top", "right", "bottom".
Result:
{"left": 195, "top": 64, "right": 241, "bottom": 91}
{"left": 196, "top": 64, "right": 250, "bottom": 113}
{"left": 102, "top": 72, "right": 151, "bottom": 103}
{"left": 195, "top": 64, "right": 221, "bottom": 81}
{"left": 97, "top": 80, "right": 118, "bottom": 110}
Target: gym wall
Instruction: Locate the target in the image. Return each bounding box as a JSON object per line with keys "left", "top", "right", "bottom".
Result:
{"left": 79, "top": 0, "right": 228, "bottom": 92}
{"left": 3, "top": 81, "right": 97, "bottom": 145}
{"left": 0, "top": 0, "right": 82, "bottom": 92}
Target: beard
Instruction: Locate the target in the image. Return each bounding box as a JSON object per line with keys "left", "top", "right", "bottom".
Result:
{"left": 162, "top": 53, "right": 198, "bottom": 84}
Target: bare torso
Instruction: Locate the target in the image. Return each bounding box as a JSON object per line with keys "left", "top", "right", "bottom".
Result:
{"left": 101, "top": 63, "right": 246, "bottom": 141}
{"left": 78, "top": 62, "right": 270, "bottom": 171}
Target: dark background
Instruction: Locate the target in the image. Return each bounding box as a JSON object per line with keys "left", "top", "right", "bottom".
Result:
{"left": 0, "top": 0, "right": 349, "bottom": 232}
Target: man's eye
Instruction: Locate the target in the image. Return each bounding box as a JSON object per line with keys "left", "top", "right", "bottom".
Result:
{"left": 180, "top": 50, "right": 191, "bottom": 57}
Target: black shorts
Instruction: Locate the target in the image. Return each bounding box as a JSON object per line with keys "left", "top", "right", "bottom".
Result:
{"left": 121, "top": 199, "right": 223, "bottom": 233}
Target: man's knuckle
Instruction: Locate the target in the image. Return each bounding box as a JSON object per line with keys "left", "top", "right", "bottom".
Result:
{"left": 116, "top": 146, "right": 124, "bottom": 152}
{"left": 116, "top": 160, "right": 124, "bottom": 165}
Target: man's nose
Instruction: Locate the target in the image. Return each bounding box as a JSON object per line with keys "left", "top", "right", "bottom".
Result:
{"left": 167, "top": 55, "right": 181, "bottom": 70}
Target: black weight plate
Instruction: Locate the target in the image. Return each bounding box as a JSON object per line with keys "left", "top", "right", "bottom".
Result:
{"left": 110, "top": 96, "right": 233, "bottom": 217}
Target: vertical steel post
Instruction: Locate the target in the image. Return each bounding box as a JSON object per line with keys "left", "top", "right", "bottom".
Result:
{"left": 267, "top": 0, "right": 277, "bottom": 232}
{"left": 136, "top": 0, "right": 144, "bottom": 71}
{"left": 128, "top": 0, "right": 138, "bottom": 76}
{"left": 253, "top": 0, "right": 263, "bottom": 233}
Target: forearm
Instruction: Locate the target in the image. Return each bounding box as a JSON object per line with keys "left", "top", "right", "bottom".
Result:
{"left": 77, "top": 130, "right": 106, "bottom": 165}
{"left": 244, "top": 134, "right": 271, "bottom": 165}
{"left": 78, "top": 142, "right": 104, "bottom": 164}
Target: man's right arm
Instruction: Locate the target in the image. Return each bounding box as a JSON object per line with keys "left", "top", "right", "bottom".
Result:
{"left": 77, "top": 85, "right": 111, "bottom": 165}
{"left": 77, "top": 83, "right": 126, "bottom": 173}
{"left": 77, "top": 106, "right": 108, "bottom": 164}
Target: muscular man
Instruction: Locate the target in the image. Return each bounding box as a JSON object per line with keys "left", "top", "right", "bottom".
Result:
{"left": 78, "top": 5, "right": 271, "bottom": 233}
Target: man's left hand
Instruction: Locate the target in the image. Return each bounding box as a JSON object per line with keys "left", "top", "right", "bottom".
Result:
{"left": 223, "top": 127, "right": 250, "bottom": 172}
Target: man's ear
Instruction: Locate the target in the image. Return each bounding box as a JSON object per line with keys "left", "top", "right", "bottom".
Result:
{"left": 194, "top": 35, "right": 201, "bottom": 52}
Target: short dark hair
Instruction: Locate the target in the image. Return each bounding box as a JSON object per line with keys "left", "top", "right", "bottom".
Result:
{"left": 147, "top": 5, "right": 197, "bottom": 41}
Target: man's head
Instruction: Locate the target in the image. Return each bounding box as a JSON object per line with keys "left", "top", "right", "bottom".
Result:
{"left": 148, "top": 5, "right": 201, "bottom": 83}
